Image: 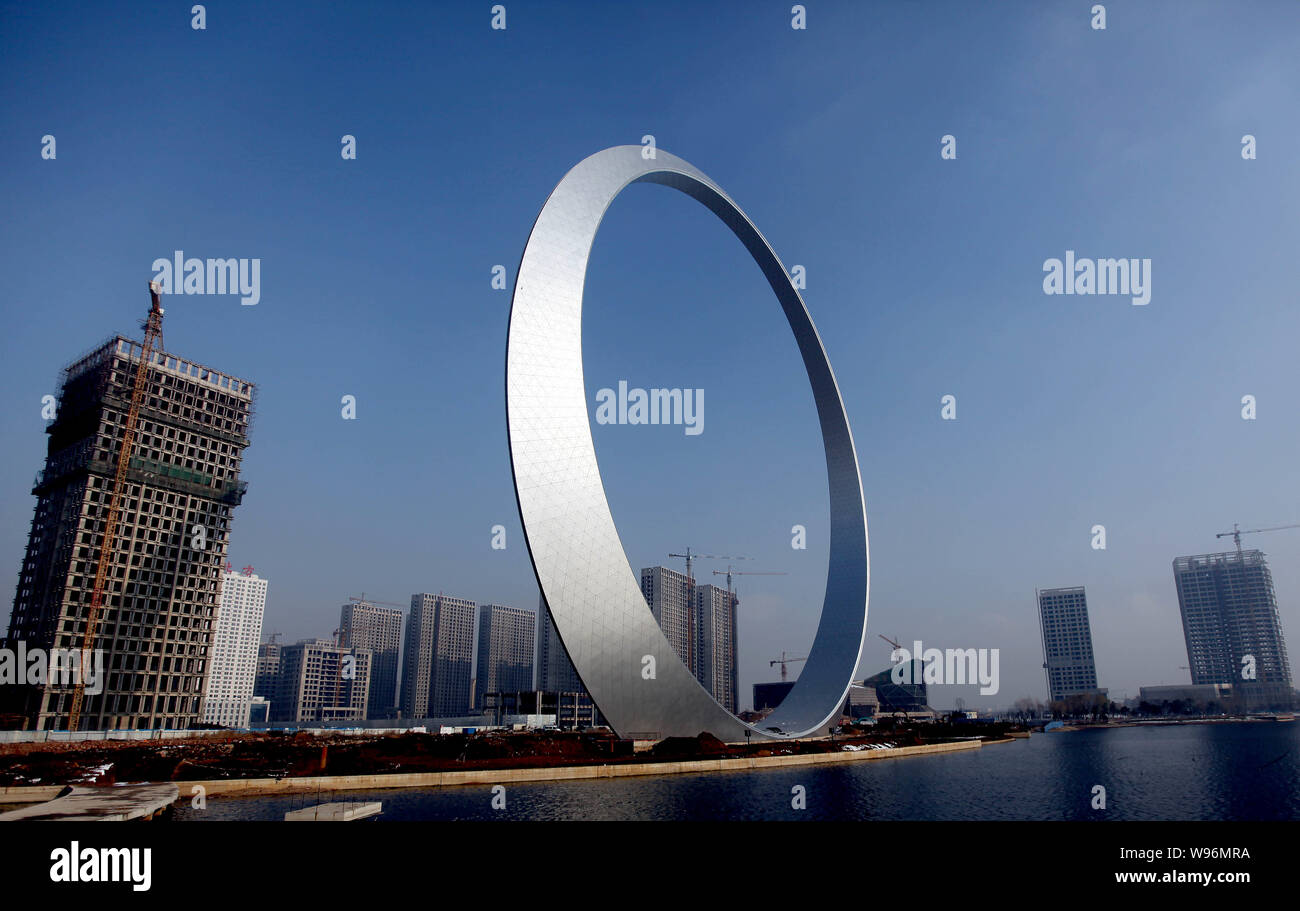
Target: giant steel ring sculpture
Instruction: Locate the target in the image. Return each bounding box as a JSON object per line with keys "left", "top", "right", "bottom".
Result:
{"left": 506, "top": 146, "right": 868, "bottom": 741}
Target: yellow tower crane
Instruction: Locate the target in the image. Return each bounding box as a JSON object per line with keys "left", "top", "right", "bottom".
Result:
{"left": 68, "top": 282, "right": 165, "bottom": 731}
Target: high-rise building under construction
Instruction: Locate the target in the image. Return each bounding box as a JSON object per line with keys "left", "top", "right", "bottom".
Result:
{"left": 474, "top": 603, "right": 535, "bottom": 709}
{"left": 402, "top": 593, "right": 475, "bottom": 718}
{"left": 2, "top": 331, "right": 255, "bottom": 730}
{"left": 695, "top": 583, "right": 738, "bottom": 713}
{"left": 640, "top": 566, "right": 696, "bottom": 674}
{"left": 639, "top": 567, "right": 738, "bottom": 711}
{"left": 262, "top": 638, "right": 372, "bottom": 724}
{"left": 1173, "top": 550, "right": 1293, "bottom": 709}
{"left": 339, "top": 599, "right": 403, "bottom": 719}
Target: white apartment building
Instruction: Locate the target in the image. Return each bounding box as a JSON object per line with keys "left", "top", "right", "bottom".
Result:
{"left": 203, "top": 568, "right": 268, "bottom": 727}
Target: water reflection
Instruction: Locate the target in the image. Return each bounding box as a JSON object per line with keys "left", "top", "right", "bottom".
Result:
{"left": 174, "top": 722, "right": 1300, "bottom": 822}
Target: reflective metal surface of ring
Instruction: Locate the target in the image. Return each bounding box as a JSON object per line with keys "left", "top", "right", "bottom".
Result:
{"left": 506, "top": 146, "right": 869, "bottom": 740}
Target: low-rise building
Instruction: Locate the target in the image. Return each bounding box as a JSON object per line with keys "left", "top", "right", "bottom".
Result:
{"left": 1138, "top": 683, "right": 1233, "bottom": 709}
{"left": 481, "top": 690, "right": 603, "bottom": 730}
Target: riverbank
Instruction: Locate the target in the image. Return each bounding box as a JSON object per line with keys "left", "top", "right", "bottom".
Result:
{"left": 1058, "top": 715, "right": 1293, "bottom": 731}
{"left": 0, "top": 725, "right": 1030, "bottom": 794}
{"left": 1, "top": 738, "right": 997, "bottom": 805}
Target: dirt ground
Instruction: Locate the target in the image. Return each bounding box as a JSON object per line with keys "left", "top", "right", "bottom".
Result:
{"left": 0, "top": 727, "right": 939, "bottom": 786}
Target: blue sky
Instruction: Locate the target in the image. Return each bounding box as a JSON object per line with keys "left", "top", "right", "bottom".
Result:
{"left": 2, "top": 1, "right": 1298, "bottom": 711}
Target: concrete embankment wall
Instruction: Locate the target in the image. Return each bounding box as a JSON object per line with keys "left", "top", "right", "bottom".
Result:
{"left": 0, "top": 739, "right": 992, "bottom": 805}
{"left": 184, "top": 739, "right": 986, "bottom": 799}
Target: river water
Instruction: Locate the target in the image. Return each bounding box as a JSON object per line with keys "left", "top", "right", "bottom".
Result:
{"left": 173, "top": 721, "right": 1300, "bottom": 821}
